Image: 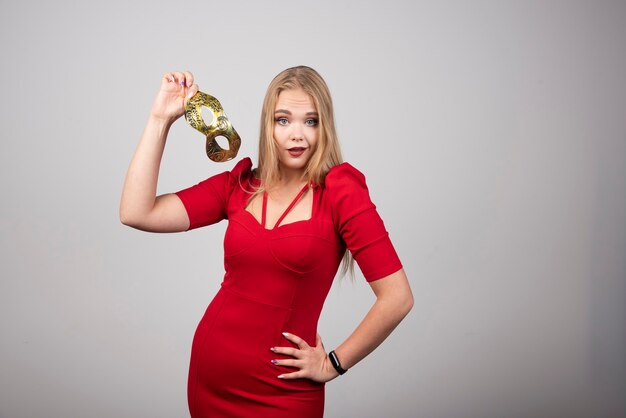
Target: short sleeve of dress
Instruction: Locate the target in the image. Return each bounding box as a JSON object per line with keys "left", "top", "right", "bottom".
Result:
{"left": 175, "top": 158, "right": 252, "bottom": 231}
{"left": 325, "top": 163, "right": 403, "bottom": 282}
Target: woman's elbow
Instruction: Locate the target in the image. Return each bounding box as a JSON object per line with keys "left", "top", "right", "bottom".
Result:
{"left": 119, "top": 207, "right": 130, "bottom": 226}
{"left": 119, "top": 206, "right": 143, "bottom": 229}
{"left": 399, "top": 289, "right": 414, "bottom": 318}
{"left": 120, "top": 214, "right": 137, "bottom": 229}
{"left": 119, "top": 204, "right": 133, "bottom": 226}
{"left": 395, "top": 271, "right": 414, "bottom": 318}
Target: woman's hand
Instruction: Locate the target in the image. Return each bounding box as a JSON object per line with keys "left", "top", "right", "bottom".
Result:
{"left": 150, "top": 71, "right": 199, "bottom": 124}
{"left": 271, "top": 333, "right": 339, "bottom": 383}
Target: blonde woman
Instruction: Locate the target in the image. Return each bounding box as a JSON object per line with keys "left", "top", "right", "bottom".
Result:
{"left": 120, "top": 66, "right": 413, "bottom": 417}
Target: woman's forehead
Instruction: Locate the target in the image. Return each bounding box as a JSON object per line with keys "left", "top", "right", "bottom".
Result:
{"left": 275, "top": 88, "right": 316, "bottom": 111}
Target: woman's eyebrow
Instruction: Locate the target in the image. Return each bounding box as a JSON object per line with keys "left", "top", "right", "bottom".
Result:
{"left": 274, "top": 110, "right": 319, "bottom": 117}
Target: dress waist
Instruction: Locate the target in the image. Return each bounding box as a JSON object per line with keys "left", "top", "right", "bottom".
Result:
{"left": 216, "top": 285, "right": 319, "bottom": 347}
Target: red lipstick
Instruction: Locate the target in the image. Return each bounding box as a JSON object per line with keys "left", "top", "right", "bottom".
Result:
{"left": 287, "top": 147, "right": 307, "bottom": 157}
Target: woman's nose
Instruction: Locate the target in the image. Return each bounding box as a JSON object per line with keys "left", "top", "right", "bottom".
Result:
{"left": 291, "top": 124, "right": 304, "bottom": 141}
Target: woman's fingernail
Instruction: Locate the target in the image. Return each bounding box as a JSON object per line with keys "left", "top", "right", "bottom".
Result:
{"left": 270, "top": 347, "right": 276, "bottom": 352}
{"left": 271, "top": 359, "right": 278, "bottom": 365}
{"left": 282, "top": 332, "right": 289, "bottom": 337}
{"left": 277, "top": 375, "right": 285, "bottom": 379}
{"left": 180, "top": 80, "right": 186, "bottom": 87}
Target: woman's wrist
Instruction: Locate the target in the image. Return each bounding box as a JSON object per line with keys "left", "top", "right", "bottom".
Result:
{"left": 321, "top": 355, "right": 340, "bottom": 381}
{"left": 328, "top": 350, "right": 348, "bottom": 376}
{"left": 148, "top": 112, "right": 177, "bottom": 130}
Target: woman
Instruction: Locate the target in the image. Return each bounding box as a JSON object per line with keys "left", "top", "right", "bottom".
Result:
{"left": 120, "top": 66, "right": 413, "bottom": 417}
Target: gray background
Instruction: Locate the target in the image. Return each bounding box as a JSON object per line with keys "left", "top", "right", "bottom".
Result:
{"left": 1, "top": 0, "right": 625, "bottom": 417}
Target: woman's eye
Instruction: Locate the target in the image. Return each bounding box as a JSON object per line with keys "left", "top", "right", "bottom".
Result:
{"left": 276, "top": 117, "right": 288, "bottom": 126}
{"left": 305, "top": 119, "right": 319, "bottom": 126}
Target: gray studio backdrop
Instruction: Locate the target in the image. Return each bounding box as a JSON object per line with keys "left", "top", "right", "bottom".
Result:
{"left": 1, "top": 1, "right": 625, "bottom": 417}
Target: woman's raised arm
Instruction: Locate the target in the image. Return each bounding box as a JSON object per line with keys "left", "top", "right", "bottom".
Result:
{"left": 120, "top": 71, "right": 198, "bottom": 233}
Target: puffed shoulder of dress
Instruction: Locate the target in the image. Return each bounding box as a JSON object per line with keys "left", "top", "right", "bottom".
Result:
{"left": 175, "top": 158, "right": 253, "bottom": 230}
{"left": 324, "top": 163, "right": 403, "bottom": 282}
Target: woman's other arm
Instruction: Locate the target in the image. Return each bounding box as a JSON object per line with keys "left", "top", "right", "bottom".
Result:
{"left": 275, "top": 268, "right": 413, "bottom": 382}
{"left": 326, "top": 268, "right": 413, "bottom": 371}
{"left": 120, "top": 71, "right": 198, "bottom": 232}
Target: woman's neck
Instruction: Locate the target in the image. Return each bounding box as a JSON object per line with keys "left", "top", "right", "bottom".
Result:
{"left": 277, "top": 167, "right": 307, "bottom": 188}
{"left": 264, "top": 168, "right": 308, "bottom": 198}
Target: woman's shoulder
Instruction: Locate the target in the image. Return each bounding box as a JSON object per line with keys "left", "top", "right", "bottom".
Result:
{"left": 229, "top": 157, "right": 253, "bottom": 178}
{"left": 325, "top": 162, "right": 367, "bottom": 189}
{"left": 182, "top": 157, "right": 254, "bottom": 194}
{"left": 323, "top": 162, "right": 378, "bottom": 225}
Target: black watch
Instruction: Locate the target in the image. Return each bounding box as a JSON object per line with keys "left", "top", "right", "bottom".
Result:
{"left": 328, "top": 350, "right": 348, "bottom": 375}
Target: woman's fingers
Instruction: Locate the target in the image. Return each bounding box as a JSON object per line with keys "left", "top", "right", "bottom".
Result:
{"left": 169, "top": 71, "right": 182, "bottom": 85}
{"left": 277, "top": 370, "right": 306, "bottom": 380}
{"left": 183, "top": 70, "right": 194, "bottom": 87}
{"left": 270, "top": 332, "right": 312, "bottom": 358}
{"left": 270, "top": 332, "right": 337, "bottom": 383}
{"left": 181, "top": 71, "right": 198, "bottom": 100}
{"left": 186, "top": 83, "right": 199, "bottom": 100}
{"left": 282, "top": 332, "right": 309, "bottom": 349}
{"left": 163, "top": 72, "right": 182, "bottom": 85}
{"left": 160, "top": 70, "right": 199, "bottom": 106}
{"left": 271, "top": 358, "right": 300, "bottom": 368}
{"left": 270, "top": 346, "right": 299, "bottom": 357}
{"left": 162, "top": 71, "right": 195, "bottom": 91}
{"left": 152, "top": 70, "right": 198, "bottom": 122}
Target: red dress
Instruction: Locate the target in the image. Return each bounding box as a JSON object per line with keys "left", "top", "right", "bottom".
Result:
{"left": 176, "top": 158, "right": 402, "bottom": 417}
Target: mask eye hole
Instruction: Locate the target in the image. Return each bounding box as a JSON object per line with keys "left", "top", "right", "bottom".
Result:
{"left": 214, "top": 135, "right": 230, "bottom": 151}
{"left": 201, "top": 106, "right": 215, "bottom": 126}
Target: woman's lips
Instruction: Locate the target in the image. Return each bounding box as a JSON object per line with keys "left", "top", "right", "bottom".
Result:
{"left": 287, "top": 147, "right": 307, "bottom": 157}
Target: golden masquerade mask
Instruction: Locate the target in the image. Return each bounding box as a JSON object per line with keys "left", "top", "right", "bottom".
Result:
{"left": 184, "top": 92, "right": 241, "bottom": 162}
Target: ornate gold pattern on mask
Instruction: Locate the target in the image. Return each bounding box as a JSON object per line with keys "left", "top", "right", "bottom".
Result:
{"left": 184, "top": 92, "right": 241, "bottom": 162}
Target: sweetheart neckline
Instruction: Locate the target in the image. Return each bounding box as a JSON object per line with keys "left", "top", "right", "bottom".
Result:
{"left": 240, "top": 208, "right": 313, "bottom": 231}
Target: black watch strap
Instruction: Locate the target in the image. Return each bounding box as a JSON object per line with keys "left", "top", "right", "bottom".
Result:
{"left": 328, "top": 350, "right": 348, "bottom": 375}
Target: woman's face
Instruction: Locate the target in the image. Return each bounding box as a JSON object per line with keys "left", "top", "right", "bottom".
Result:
{"left": 273, "top": 88, "right": 319, "bottom": 175}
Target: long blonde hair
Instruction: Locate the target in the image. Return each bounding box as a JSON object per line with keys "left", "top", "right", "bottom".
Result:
{"left": 255, "top": 65, "right": 353, "bottom": 276}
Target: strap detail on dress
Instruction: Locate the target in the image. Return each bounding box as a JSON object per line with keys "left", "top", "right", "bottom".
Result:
{"left": 261, "top": 192, "right": 268, "bottom": 228}
{"left": 273, "top": 183, "right": 310, "bottom": 229}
